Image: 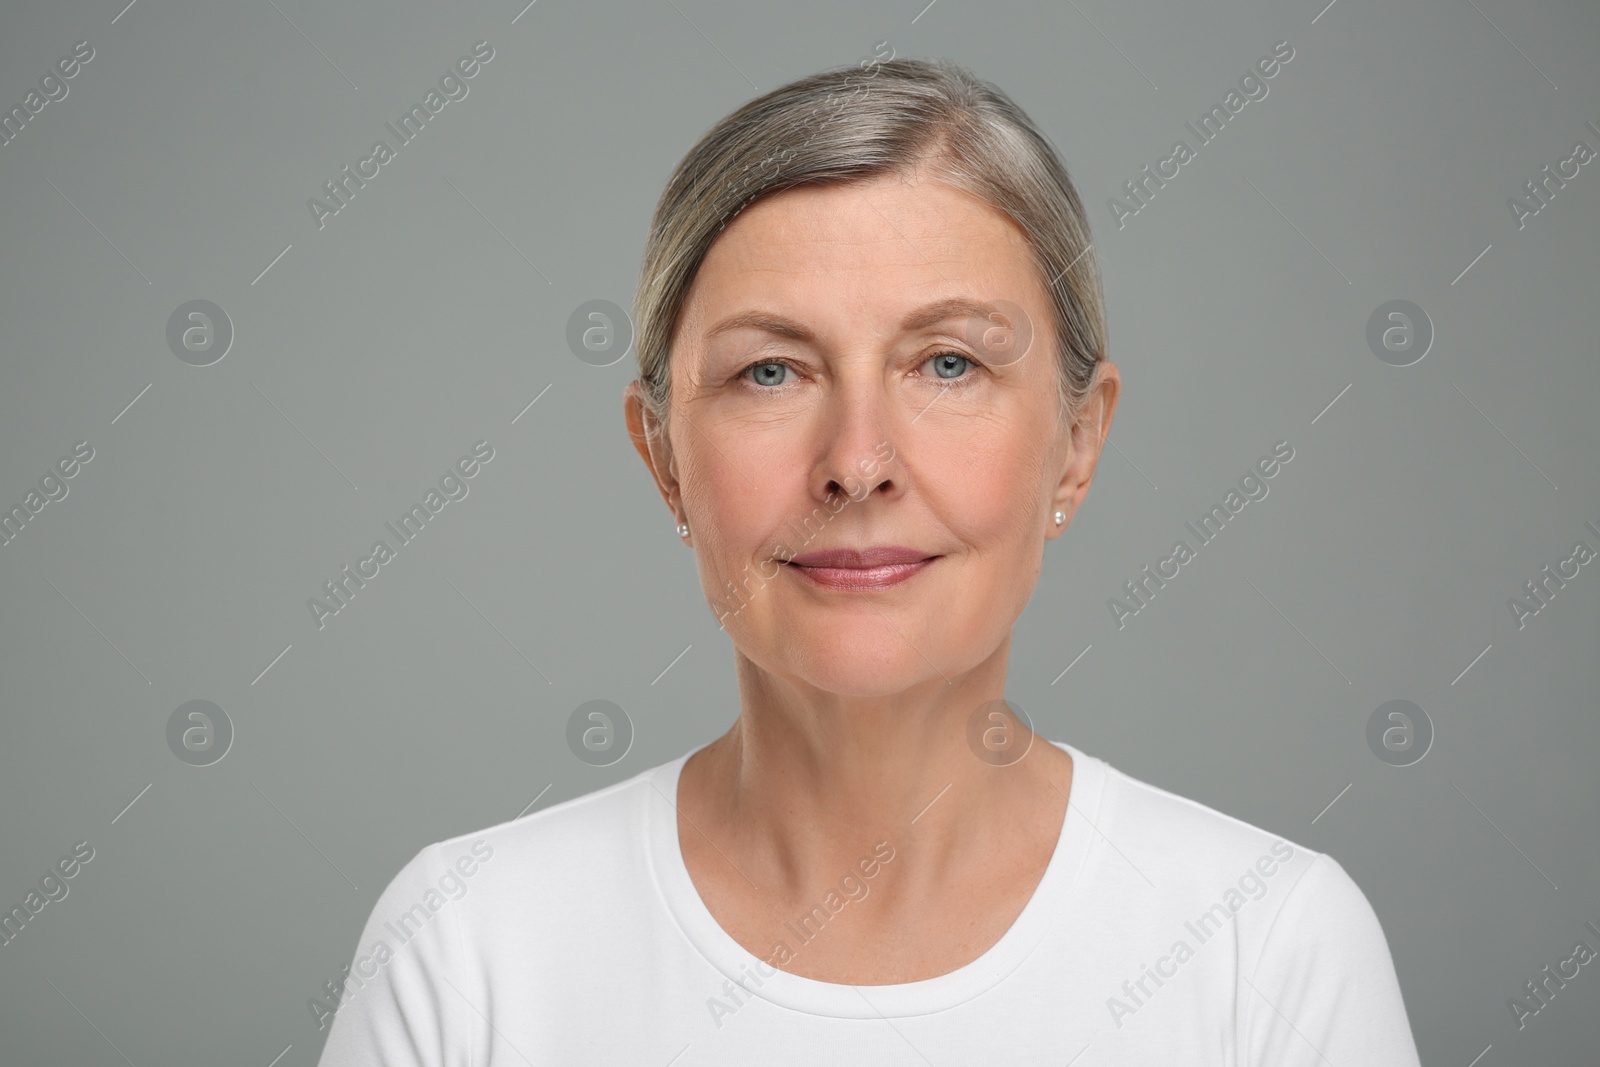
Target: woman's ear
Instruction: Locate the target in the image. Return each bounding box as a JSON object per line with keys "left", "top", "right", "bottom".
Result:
{"left": 624, "top": 380, "right": 683, "bottom": 519}
{"left": 1048, "top": 361, "right": 1120, "bottom": 539}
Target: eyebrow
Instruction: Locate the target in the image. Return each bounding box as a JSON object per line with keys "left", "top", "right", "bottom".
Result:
{"left": 703, "top": 297, "right": 1002, "bottom": 343}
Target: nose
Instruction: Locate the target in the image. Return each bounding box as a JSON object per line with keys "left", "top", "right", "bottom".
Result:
{"left": 810, "top": 378, "right": 904, "bottom": 506}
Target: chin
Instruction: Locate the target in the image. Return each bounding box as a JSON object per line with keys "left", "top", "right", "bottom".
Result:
{"left": 766, "top": 611, "right": 959, "bottom": 697}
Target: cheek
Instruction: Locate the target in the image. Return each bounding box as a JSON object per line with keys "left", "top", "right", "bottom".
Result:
{"left": 679, "top": 444, "right": 795, "bottom": 572}
{"left": 918, "top": 426, "right": 1048, "bottom": 543}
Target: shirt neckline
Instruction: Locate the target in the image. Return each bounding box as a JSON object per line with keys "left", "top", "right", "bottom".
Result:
{"left": 642, "top": 737, "right": 1106, "bottom": 1019}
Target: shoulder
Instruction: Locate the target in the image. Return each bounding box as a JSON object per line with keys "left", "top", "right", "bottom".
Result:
{"left": 1075, "top": 747, "right": 1418, "bottom": 1063}
{"left": 1073, "top": 746, "right": 1393, "bottom": 966}
{"left": 1081, "top": 747, "right": 1322, "bottom": 891}
{"left": 384, "top": 751, "right": 679, "bottom": 902}
{"left": 1239, "top": 857, "right": 1419, "bottom": 1062}
{"left": 317, "top": 756, "right": 684, "bottom": 1056}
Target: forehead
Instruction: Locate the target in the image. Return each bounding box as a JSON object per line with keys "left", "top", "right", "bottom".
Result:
{"left": 678, "top": 174, "right": 1045, "bottom": 338}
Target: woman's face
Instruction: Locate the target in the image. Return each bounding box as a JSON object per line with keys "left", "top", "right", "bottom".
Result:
{"left": 628, "top": 168, "right": 1117, "bottom": 699}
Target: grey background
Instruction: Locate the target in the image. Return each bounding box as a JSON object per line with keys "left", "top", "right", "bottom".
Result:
{"left": 1, "top": 0, "right": 1596, "bottom": 1063}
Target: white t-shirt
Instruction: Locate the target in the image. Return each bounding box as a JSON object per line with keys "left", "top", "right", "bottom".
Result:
{"left": 314, "top": 740, "right": 1422, "bottom": 1065}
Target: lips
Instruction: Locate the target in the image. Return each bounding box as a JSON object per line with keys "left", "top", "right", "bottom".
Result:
{"left": 782, "top": 545, "right": 938, "bottom": 590}
{"left": 787, "top": 546, "right": 932, "bottom": 567}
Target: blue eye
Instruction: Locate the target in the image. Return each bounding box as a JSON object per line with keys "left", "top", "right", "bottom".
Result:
{"left": 924, "top": 351, "right": 973, "bottom": 380}
{"left": 745, "top": 361, "right": 793, "bottom": 387}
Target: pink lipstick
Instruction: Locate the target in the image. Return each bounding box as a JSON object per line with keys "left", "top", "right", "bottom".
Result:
{"left": 783, "top": 546, "right": 937, "bottom": 590}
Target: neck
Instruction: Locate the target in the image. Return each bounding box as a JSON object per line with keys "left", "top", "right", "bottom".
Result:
{"left": 686, "top": 637, "right": 1070, "bottom": 893}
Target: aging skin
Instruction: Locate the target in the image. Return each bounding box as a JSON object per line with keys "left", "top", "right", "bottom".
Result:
{"left": 624, "top": 163, "right": 1120, "bottom": 984}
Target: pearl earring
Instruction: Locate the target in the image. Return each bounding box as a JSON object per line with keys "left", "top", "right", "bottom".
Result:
{"left": 1053, "top": 510, "right": 1066, "bottom": 526}
{"left": 676, "top": 522, "right": 690, "bottom": 538}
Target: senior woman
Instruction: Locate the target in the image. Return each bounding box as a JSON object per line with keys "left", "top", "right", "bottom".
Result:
{"left": 318, "top": 58, "right": 1421, "bottom": 1065}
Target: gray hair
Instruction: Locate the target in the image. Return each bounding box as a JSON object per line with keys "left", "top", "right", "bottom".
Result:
{"left": 632, "top": 56, "right": 1106, "bottom": 438}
